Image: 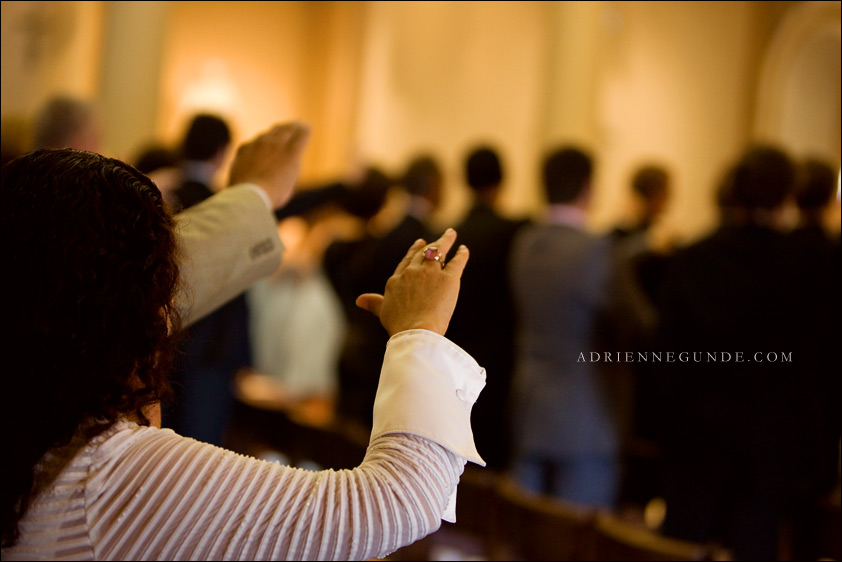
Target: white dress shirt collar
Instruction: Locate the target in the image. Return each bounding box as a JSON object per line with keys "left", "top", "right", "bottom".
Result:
{"left": 545, "top": 203, "right": 587, "bottom": 229}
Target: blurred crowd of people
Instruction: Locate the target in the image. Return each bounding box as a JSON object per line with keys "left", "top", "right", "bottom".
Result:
{"left": 4, "top": 94, "right": 839, "bottom": 561}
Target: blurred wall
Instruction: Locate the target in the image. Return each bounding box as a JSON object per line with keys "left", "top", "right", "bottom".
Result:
{"left": 157, "top": 1, "right": 365, "bottom": 183}
{"left": 1, "top": 1, "right": 104, "bottom": 114}
{"left": 100, "top": 0, "right": 168, "bottom": 161}
{"left": 593, "top": 1, "right": 762, "bottom": 241}
{"left": 756, "top": 0, "right": 841, "bottom": 164}
{"left": 2, "top": 0, "right": 839, "bottom": 240}
{"left": 1, "top": 0, "right": 105, "bottom": 154}
{"left": 354, "top": 1, "right": 554, "bottom": 227}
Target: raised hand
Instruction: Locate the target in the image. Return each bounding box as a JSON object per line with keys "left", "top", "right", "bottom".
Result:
{"left": 228, "top": 121, "right": 310, "bottom": 209}
{"left": 356, "top": 228, "right": 469, "bottom": 337}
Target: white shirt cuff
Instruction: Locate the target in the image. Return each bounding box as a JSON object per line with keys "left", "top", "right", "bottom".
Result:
{"left": 371, "top": 329, "right": 486, "bottom": 466}
{"left": 370, "top": 329, "right": 486, "bottom": 524}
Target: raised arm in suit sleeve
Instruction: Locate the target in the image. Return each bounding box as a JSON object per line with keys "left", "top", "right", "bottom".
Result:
{"left": 172, "top": 185, "right": 283, "bottom": 327}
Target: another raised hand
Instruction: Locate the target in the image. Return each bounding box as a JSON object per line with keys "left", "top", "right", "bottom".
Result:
{"left": 228, "top": 121, "right": 310, "bottom": 209}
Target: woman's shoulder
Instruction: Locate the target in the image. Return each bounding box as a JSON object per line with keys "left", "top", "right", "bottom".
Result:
{"left": 88, "top": 419, "right": 176, "bottom": 460}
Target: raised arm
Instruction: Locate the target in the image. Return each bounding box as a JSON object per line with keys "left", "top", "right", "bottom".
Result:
{"left": 92, "top": 230, "right": 485, "bottom": 561}
{"left": 172, "top": 122, "right": 310, "bottom": 327}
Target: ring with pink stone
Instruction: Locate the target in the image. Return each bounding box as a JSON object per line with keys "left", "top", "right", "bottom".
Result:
{"left": 423, "top": 246, "right": 444, "bottom": 267}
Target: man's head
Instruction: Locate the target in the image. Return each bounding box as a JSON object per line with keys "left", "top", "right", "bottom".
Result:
{"left": 795, "top": 159, "right": 836, "bottom": 212}
{"left": 631, "top": 164, "right": 670, "bottom": 221}
{"left": 402, "top": 154, "right": 443, "bottom": 209}
{"left": 180, "top": 113, "right": 231, "bottom": 163}
{"left": 342, "top": 166, "right": 392, "bottom": 220}
{"left": 31, "top": 96, "right": 102, "bottom": 152}
{"left": 729, "top": 144, "right": 795, "bottom": 212}
{"left": 465, "top": 146, "right": 503, "bottom": 193}
{"left": 542, "top": 146, "right": 593, "bottom": 205}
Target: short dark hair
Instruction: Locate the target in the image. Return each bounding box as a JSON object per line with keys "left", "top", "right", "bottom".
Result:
{"left": 181, "top": 114, "right": 231, "bottom": 161}
{"left": 730, "top": 145, "right": 795, "bottom": 211}
{"left": 2, "top": 149, "right": 180, "bottom": 547}
{"left": 542, "top": 146, "right": 593, "bottom": 204}
{"left": 465, "top": 146, "right": 502, "bottom": 191}
{"left": 402, "top": 155, "right": 442, "bottom": 197}
{"left": 632, "top": 165, "right": 669, "bottom": 201}
{"left": 342, "top": 167, "right": 392, "bottom": 220}
{"left": 795, "top": 159, "right": 836, "bottom": 210}
{"left": 134, "top": 145, "right": 180, "bottom": 175}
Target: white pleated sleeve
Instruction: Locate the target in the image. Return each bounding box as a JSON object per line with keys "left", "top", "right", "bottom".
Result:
{"left": 4, "top": 330, "right": 486, "bottom": 562}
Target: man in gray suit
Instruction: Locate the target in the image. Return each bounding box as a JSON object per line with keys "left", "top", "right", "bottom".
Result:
{"left": 508, "top": 146, "right": 620, "bottom": 509}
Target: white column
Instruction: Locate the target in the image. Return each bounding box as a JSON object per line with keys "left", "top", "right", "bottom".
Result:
{"left": 100, "top": 0, "right": 170, "bottom": 160}
{"left": 541, "top": 1, "right": 605, "bottom": 149}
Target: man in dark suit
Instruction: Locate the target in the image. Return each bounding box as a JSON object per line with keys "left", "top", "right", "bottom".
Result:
{"left": 508, "top": 146, "right": 621, "bottom": 508}
{"left": 784, "top": 158, "right": 842, "bottom": 561}
{"left": 654, "top": 145, "right": 834, "bottom": 561}
{"left": 163, "top": 114, "right": 251, "bottom": 446}
{"left": 170, "top": 114, "right": 232, "bottom": 210}
{"left": 325, "top": 155, "right": 442, "bottom": 429}
{"left": 446, "top": 145, "right": 528, "bottom": 470}
{"left": 365, "top": 155, "right": 442, "bottom": 292}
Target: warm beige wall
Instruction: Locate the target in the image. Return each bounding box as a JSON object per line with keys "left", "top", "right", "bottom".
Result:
{"left": 157, "top": 1, "right": 309, "bottom": 180}
{"left": 352, "top": 1, "right": 781, "bottom": 241}
{"left": 756, "top": 0, "right": 841, "bottom": 167}
{"left": 3, "top": 1, "right": 837, "bottom": 241}
{"left": 100, "top": 1, "right": 170, "bottom": 160}
{"left": 592, "top": 1, "right": 762, "bottom": 243}
{"left": 156, "top": 1, "right": 364, "bottom": 184}
{"left": 1, "top": 0, "right": 105, "bottom": 151}
{"left": 541, "top": 0, "right": 604, "bottom": 149}
{"left": 0, "top": 1, "right": 104, "bottom": 115}
{"left": 355, "top": 1, "right": 552, "bottom": 227}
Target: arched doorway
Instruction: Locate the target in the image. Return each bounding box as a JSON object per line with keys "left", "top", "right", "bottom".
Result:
{"left": 755, "top": 1, "right": 841, "bottom": 231}
{"left": 755, "top": 1, "right": 840, "bottom": 167}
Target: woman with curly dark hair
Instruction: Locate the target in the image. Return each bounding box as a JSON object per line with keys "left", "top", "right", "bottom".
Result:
{"left": 2, "top": 147, "right": 181, "bottom": 545}
{"left": 1, "top": 122, "right": 485, "bottom": 561}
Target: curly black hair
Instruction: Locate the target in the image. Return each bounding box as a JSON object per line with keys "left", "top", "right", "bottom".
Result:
{"left": 1, "top": 149, "right": 181, "bottom": 547}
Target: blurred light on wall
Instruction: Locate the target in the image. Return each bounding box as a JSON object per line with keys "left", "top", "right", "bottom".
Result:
{"left": 175, "top": 58, "right": 244, "bottom": 134}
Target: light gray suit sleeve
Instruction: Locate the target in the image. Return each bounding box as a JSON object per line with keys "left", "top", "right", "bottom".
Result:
{"left": 172, "top": 186, "right": 284, "bottom": 327}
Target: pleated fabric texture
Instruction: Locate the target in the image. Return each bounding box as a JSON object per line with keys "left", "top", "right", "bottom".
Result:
{"left": 6, "top": 422, "right": 463, "bottom": 561}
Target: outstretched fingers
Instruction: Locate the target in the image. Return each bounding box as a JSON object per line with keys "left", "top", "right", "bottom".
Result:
{"left": 416, "top": 228, "right": 457, "bottom": 266}
{"left": 359, "top": 238, "right": 428, "bottom": 319}
{"left": 395, "top": 239, "right": 427, "bottom": 275}
{"left": 442, "top": 244, "right": 469, "bottom": 277}
{"left": 357, "top": 227, "right": 470, "bottom": 335}
{"left": 271, "top": 121, "right": 310, "bottom": 151}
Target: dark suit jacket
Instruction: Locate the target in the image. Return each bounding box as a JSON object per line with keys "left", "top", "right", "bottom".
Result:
{"left": 655, "top": 225, "right": 805, "bottom": 455}
{"left": 367, "top": 214, "right": 435, "bottom": 293}
{"left": 447, "top": 203, "right": 529, "bottom": 469}
{"left": 653, "top": 223, "right": 839, "bottom": 558}
{"left": 172, "top": 180, "right": 214, "bottom": 213}
{"left": 166, "top": 179, "right": 253, "bottom": 444}
{"left": 783, "top": 225, "right": 841, "bottom": 491}
{"left": 324, "top": 214, "right": 435, "bottom": 429}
